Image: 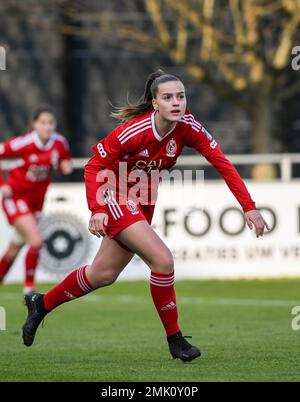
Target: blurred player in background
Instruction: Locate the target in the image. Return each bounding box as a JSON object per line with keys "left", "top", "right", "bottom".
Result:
{"left": 0, "top": 107, "right": 73, "bottom": 294}
{"left": 22, "top": 71, "right": 269, "bottom": 362}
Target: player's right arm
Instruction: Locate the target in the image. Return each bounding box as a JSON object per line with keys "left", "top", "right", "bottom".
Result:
{"left": 84, "top": 128, "right": 131, "bottom": 237}
{"left": 0, "top": 161, "right": 13, "bottom": 197}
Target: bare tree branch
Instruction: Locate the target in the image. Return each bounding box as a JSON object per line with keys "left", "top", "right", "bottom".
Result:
{"left": 272, "top": 0, "right": 300, "bottom": 68}
{"left": 39, "top": 0, "right": 300, "bottom": 152}
{"left": 145, "top": 0, "right": 171, "bottom": 48}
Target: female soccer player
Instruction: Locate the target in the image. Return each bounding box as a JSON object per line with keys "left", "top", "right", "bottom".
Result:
{"left": 22, "top": 71, "right": 269, "bottom": 362}
{"left": 0, "top": 107, "right": 72, "bottom": 294}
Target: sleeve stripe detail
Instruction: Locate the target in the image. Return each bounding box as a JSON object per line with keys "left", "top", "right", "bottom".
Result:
{"left": 8, "top": 159, "right": 25, "bottom": 169}
{"left": 118, "top": 117, "right": 151, "bottom": 142}
{"left": 53, "top": 133, "right": 70, "bottom": 150}
{"left": 119, "top": 124, "right": 152, "bottom": 144}
{"left": 180, "top": 115, "right": 202, "bottom": 132}
{"left": 180, "top": 119, "right": 200, "bottom": 132}
{"left": 181, "top": 114, "right": 202, "bottom": 129}
{"left": 10, "top": 133, "right": 34, "bottom": 151}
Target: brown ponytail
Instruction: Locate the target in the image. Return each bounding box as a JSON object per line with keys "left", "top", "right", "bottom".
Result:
{"left": 110, "top": 69, "right": 181, "bottom": 123}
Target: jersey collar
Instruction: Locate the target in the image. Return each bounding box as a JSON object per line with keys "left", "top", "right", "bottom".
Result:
{"left": 32, "top": 131, "right": 56, "bottom": 150}
{"left": 151, "top": 112, "right": 176, "bottom": 141}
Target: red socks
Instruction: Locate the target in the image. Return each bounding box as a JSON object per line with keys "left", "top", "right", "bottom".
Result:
{"left": 42, "top": 266, "right": 180, "bottom": 337}
{"left": 0, "top": 246, "right": 40, "bottom": 288}
{"left": 25, "top": 246, "right": 40, "bottom": 288}
{"left": 44, "top": 266, "right": 94, "bottom": 311}
{"left": 0, "top": 253, "right": 15, "bottom": 282}
{"left": 150, "top": 271, "right": 180, "bottom": 336}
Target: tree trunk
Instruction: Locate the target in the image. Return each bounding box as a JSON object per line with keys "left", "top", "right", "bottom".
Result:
{"left": 61, "top": 3, "right": 88, "bottom": 158}
{"left": 249, "top": 92, "right": 278, "bottom": 180}
{"left": 251, "top": 94, "right": 273, "bottom": 154}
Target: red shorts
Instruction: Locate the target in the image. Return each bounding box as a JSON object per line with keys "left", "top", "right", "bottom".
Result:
{"left": 102, "top": 192, "right": 155, "bottom": 251}
{"left": 1, "top": 195, "right": 42, "bottom": 225}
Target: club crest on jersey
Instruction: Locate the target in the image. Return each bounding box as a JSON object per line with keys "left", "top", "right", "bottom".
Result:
{"left": 126, "top": 200, "right": 139, "bottom": 215}
{"left": 28, "top": 154, "right": 38, "bottom": 162}
{"left": 166, "top": 139, "right": 177, "bottom": 157}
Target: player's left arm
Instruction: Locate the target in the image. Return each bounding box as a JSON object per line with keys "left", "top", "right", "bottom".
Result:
{"left": 57, "top": 137, "right": 73, "bottom": 175}
{"left": 59, "top": 159, "right": 73, "bottom": 175}
{"left": 184, "top": 117, "right": 269, "bottom": 238}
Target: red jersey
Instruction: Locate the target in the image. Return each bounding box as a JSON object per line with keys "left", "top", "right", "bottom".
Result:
{"left": 0, "top": 131, "right": 71, "bottom": 207}
{"left": 85, "top": 110, "right": 256, "bottom": 215}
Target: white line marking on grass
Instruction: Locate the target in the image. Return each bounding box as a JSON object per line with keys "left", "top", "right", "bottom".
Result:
{"left": 0, "top": 293, "right": 20, "bottom": 300}
{"left": 1, "top": 292, "right": 299, "bottom": 307}
{"left": 83, "top": 294, "right": 299, "bottom": 307}
{"left": 84, "top": 294, "right": 147, "bottom": 303}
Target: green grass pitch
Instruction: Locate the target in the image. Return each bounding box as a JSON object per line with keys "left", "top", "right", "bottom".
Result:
{"left": 1, "top": 279, "right": 300, "bottom": 382}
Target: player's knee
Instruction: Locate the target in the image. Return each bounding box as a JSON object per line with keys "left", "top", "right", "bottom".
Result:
{"left": 8, "top": 243, "right": 21, "bottom": 257}
{"left": 28, "top": 237, "right": 43, "bottom": 249}
{"left": 161, "top": 255, "right": 174, "bottom": 273}
{"left": 89, "top": 263, "right": 118, "bottom": 288}
{"left": 152, "top": 252, "right": 174, "bottom": 274}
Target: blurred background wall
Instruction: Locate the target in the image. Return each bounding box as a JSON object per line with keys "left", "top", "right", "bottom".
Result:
{"left": 0, "top": 0, "right": 300, "bottom": 162}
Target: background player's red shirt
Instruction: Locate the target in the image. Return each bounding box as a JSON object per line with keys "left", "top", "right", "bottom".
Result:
{"left": 0, "top": 131, "right": 71, "bottom": 209}
{"left": 85, "top": 110, "right": 256, "bottom": 215}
